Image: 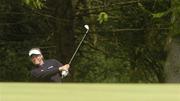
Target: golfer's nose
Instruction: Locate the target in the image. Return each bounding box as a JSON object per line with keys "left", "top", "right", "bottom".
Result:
{"left": 31, "top": 57, "right": 37, "bottom": 61}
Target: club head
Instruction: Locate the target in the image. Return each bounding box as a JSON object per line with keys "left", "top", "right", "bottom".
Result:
{"left": 84, "top": 25, "right": 89, "bottom": 30}
{"left": 84, "top": 25, "right": 89, "bottom": 33}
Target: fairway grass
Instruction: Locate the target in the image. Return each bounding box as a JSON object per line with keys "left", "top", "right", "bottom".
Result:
{"left": 0, "top": 83, "right": 180, "bottom": 101}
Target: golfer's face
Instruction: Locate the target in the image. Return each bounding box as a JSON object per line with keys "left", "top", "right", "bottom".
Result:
{"left": 31, "top": 55, "right": 43, "bottom": 65}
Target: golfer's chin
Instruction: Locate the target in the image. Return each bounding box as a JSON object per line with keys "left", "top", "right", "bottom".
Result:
{"left": 33, "top": 62, "right": 41, "bottom": 66}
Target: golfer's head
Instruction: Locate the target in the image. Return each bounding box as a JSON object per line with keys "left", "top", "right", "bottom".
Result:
{"left": 29, "top": 48, "right": 43, "bottom": 65}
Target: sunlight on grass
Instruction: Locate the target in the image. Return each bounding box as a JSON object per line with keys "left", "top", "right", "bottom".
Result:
{"left": 0, "top": 83, "right": 180, "bottom": 101}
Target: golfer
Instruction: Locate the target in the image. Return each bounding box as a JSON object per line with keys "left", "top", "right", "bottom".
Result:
{"left": 29, "top": 48, "right": 70, "bottom": 82}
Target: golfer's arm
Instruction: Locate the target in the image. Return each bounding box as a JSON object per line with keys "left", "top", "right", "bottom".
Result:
{"left": 31, "top": 67, "right": 61, "bottom": 79}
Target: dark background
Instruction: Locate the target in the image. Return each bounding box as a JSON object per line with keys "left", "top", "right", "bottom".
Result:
{"left": 0, "top": 0, "right": 180, "bottom": 83}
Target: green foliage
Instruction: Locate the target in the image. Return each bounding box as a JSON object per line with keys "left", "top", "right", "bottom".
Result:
{"left": 0, "top": 0, "right": 171, "bottom": 83}
{"left": 152, "top": 12, "right": 166, "bottom": 18}
{"left": 22, "top": 0, "right": 44, "bottom": 9}
{"left": 171, "top": 0, "right": 180, "bottom": 37}
{"left": 73, "top": 0, "right": 169, "bottom": 83}
{"left": 0, "top": 0, "right": 54, "bottom": 81}
{"left": 0, "top": 46, "right": 30, "bottom": 81}
{"left": 138, "top": 2, "right": 152, "bottom": 14}
{"left": 138, "top": 2, "right": 171, "bottom": 19}
{"left": 97, "top": 12, "right": 108, "bottom": 24}
{"left": 74, "top": 50, "right": 131, "bottom": 82}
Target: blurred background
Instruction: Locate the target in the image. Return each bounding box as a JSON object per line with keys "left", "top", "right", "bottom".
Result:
{"left": 0, "top": 0, "right": 179, "bottom": 83}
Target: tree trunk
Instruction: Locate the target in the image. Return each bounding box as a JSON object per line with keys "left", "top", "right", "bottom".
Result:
{"left": 165, "top": 0, "right": 180, "bottom": 83}
{"left": 46, "top": 0, "right": 75, "bottom": 81}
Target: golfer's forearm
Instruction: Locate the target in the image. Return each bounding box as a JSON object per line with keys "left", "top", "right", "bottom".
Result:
{"left": 58, "top": 67, "right": 64, "bottom": 71}
{"left": 59, "top": 64, "right": 69, "bottom": 71}
{"left": 40, "top": 69, "right": 59, "bottom": 78}
{"left": 31, "top": 67, "right": 60, "bottom": 79}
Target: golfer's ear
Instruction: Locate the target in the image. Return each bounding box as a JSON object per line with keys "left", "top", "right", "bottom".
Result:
{"left": 40, "top": 55, "right": 44, "bottom": 59}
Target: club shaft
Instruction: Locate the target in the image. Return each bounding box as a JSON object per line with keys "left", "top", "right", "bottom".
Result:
{"left": 68, "top": 30, "right": 89, "bottom": 65}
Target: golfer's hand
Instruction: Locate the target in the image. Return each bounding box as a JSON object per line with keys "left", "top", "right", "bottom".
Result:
{"left": 59, "top": 64, "right": 70, "bottom": 71}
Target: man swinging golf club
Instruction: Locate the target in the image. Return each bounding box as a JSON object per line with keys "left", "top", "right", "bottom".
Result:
{"left": 29, "top": 25, "right": 89, "bottom": 82}
{"left": 29, "top": 48, "right": 70, "bottom": 82}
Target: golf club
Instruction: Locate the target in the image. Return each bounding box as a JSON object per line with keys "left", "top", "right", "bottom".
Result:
{"left": 68, "top": 24, "right": 89, "bottom": 65}
{"left": 61, "top": 24, "right": 89, "bottom": 78}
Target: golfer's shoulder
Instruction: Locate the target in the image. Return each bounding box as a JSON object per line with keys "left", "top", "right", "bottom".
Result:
{"left": 46, "top": 59, "right": 61, "bottom": 64}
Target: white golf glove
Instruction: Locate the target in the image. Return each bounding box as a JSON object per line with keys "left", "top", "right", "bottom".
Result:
{"left": 61, "top": 70, "right": 69, "bottom": 77}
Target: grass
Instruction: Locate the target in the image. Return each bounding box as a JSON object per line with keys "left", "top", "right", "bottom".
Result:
{"left": 0, "top": 83, "right": 180, "bottom": 101}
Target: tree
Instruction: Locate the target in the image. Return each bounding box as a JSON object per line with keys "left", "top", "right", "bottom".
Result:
{"left": 73, "top": 0, "right": 169, "bottom": 83}
{"left": 0, "top": 0, "right": 172, "bottom": 83}
{"left": 165, "top": 0, "right": 180, "bottom": 83}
